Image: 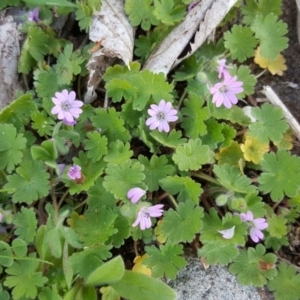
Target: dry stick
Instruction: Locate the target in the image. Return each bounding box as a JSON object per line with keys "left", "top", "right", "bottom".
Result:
{"left": 262, "top": 86, "right": 300, "bottom": 141}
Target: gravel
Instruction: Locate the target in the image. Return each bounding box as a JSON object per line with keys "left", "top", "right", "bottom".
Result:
{"left": 167, "top": 257, "right": 272, "bottom": 300}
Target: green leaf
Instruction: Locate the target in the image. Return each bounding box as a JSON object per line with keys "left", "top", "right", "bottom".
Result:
{"left": 198, "top": 241, "right": 240, "bottom": 265}
{"left": 181, "top": 94, "right": 210, "bottom": 138}
{"left": 4, "top": 256, "right": 48, "bottom": 299}
{"left": 125, "top": 0, "right": 159, "bottom": 30}
{"left": 251, "top": 13, "right": 288, "bottom": 60}
{"left": 229, "top": 244, "right": 277, "bottom": 287}
{"left": 86, "top": 256, "right": 125, "bottom": 286}
{"left": 0, "top": 94, "right": 36, "bottom": 130}
{"left": 18, "top": 27, "right": 50, "bottom": 74}
{"left": 224, "top": 25, "right": 258, "bottom": 62}
{"left": 12, "top": 239, "right": 27, "bottom": 257}
{"left": 92, "top": 108, "right": 130, "bottom": 143}
{"left": 150, "top": 129, "right": 187, "bottom": 148}
{"left": 0, "top": 0, "right": 20, "bottom": 10}
{"left": 138, "top": 155, "right": 175, "bottom": 192}
{"left": 133, "top": 70, "right": 173, "bottom": 110}
{"left": 241, "top": 0, "right": 282, "bottom": 25}
{"left": 172, "top": 138, "right": 211, "bottom": 171}
{"left": 75, "top": 1, "right": 93, "bottom": 32}
{"left": 200, "top": 209, "right": 248, "bottom": 246}
{"left": 111, "top": 270, "right": 176, "bottom": 300}
{"left": 65, "top": 151, "right": 105, "bottom": 195}
{"left": 216, "top": 141, "right": 244, "bottom": 167}
{"left": 267, "top": 214, "right": 287, "bottom": 239}
{"left": 31, "top": 140, "right": 57, "bottom": 162}
{"left": 4, "top": 160, "right": 50, "bottom": 204}
{"left": 83, "top": 132, "right": 108, "bottom": 163}
{"left": 24, "top": 0, "right": 77, "bottom": 7}
{"left": 31, "top": 110, "right": 55, "bottom": 136}
{"left": 161, "top": 201, "right": 204, "bottom": 243}
{"left": 173, "top": 55, "right": 204, "bottom": 81}
{"left": 121, "top": 102, "right": 143, "bottom": 128}
{"left": 88, "top": 178, "right": 117, "bottom": 209}
{"left": 103, "top": 161, "right": 146, "bottom": 201}
{"left": 13, "top": 207, "right": 37, "bottom": 243}
{"left": 231, "top": 65, "right": 257, "bottom": 98}
{"left": 33, "top": 65, "right": 65, "bottom": 98}
{"left": 159, "top": 176, "right": 202, "bottom": 204}
{"left": 248, "top": 103, "right": 288, "bottom": 143}
{"left": 268, "top": 262, "right": 300, "bottom": 300}
{"left": 74, "top": 208, "right": 118, "bottom": 247}
{"left": 264, "top": 233, "right": 288, "bottom": 251}
{"left": 54, "top": 44, "right": 84, "bottom": 85}
{"left": 70, "top": 245, "right": 112, "bottom": 280}
{"left": 0, "top": 124, "right": 27, "bottom": 173}
{"left": 104, "top": 140, "right": 133, "bottom": 164}
{"left": 200, "top": 119, "right": 225, "bottom": 149}
{"left": 106, "top": 79, "right": 138, "bottom": 102}
{"left": 258, "top": 150, "right": 300, "bottom": 201}
{"left": 0, "top": 241, "right": 14, "bottom": 267}
{"left": 213, "top": 164, "right": 257, "bottom": 194}
{"left": 39, "top": 286, "right": 63, "bottom": 300}
{"left": 107, "top": 212, "right": 130, "bottom": 248}
{"left": 153, "top": 0, "right": 185, "bottom": 25}
{"left": 62, "top": 240, "right": 74, "bottom": 289}
{"left": 144, "top": 243, "right": 186, "bottom": 279}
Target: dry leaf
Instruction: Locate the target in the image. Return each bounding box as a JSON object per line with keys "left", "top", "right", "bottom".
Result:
{"left": 0, "top": 14, "right": 20, "bottom": 110}
{"left": 258, "top": 260, "right": 275, "bottom": 271}
{"left": 85, "top": 0, "right": 134, "bottom": 103}
{"left": 143, "top": 0, "right": 239, "bottom": 75}
{"left": 254, "top": 47, "right": 287, "bottom": 76}
{"left": 132, "top": 254, "right": 152, "bottom": 276}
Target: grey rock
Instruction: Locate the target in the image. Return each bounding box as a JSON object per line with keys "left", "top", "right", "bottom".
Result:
{"left": 167, "top": 257, "right": 273, "bottom": 300}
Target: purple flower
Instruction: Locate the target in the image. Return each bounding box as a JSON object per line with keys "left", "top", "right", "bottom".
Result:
{"left": 0, "top": 213, "right": 2, "bottom": 223}
{"left": 62, "top": 118, "right": 77, "bottom": 126}
{"left": 51, "top": 90, "right": 83, "bottom": 123}
{"left": 217, "top": 59, "right": 231, "bottom": 79}
{"left": 188, "top": 2, "right": 197, "bottom": 12}
{"left": 240, "top": 211, "right": 268, "bottom": 243}
{"left": 57, "top": 164, "right": 66, "bottom": 175}
{"left": 218, "top": 226, "right": 235, "bottom": 239}
{"left": 146, "top": 100, "right": 178, "bottom": 133}
{"left": 210, "top": 72, "right": 244, "bottom": 108}
{"left": 28, "top": 7, "right": 40, "bottom": 23}
{"left": 132, "top": 204, "right": 164, "bottom": 230}
{"left": 67, "top": 165, "right": 82, "bottom": 180}
{"left": 127, "top": 188, "right": 146, "bottom": 204}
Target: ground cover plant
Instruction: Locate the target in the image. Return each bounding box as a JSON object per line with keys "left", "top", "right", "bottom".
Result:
{"left": 0, "top": 0, "right": 300, "bottom": 299}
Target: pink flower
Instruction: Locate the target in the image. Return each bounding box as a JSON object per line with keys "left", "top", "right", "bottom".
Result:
{"left": 67, "top": 165, "right": 82, "bottom": 180}
{"left": 146, "top": 100, "right": 178, "bottom": 133}
{"left": 51, "top": 90, "right": 83, "bottom": 123}
{"left": 0, "top": 213, "right": 2, "bottom": 223}
{"left": 210, "top": 72, "right": 244, "bottom": 108}
{"left": 218, "top": 226, "right": 235, "bottom": 239}
{"left": 127, "top": 188, "right": 146, "bottom": 203}
{"left": 240, "top": 211, "right": 268, "bottom": 243}
{"left": 62, "top": 118, "right": 77, "bottom": 126}
{"left": 132, "top": 204, "right": 164, "bottom": 230}
{"left": 217, "top": 59, "right": 231, "bottom": 79}
{"left": 28, "top": 7, "right": 40, "bottom": 23}
{"left": 188, "top": 2, "right": 197, "bottom": 12}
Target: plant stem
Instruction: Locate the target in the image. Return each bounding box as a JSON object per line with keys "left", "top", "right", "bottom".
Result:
{"left": 57, "top": 190, "right": 70, "bottom": 210}
{"left": 191, "top": 171, "right": 221, "bottom": 186}
{"left": 73, "top": 198, "right": 88, "bottom": 211}
{"left": 177, "top": 89, "right": 187, "bottom": 108}
{"left": 168, "top": 194, "right": 178, "bottom": 208}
